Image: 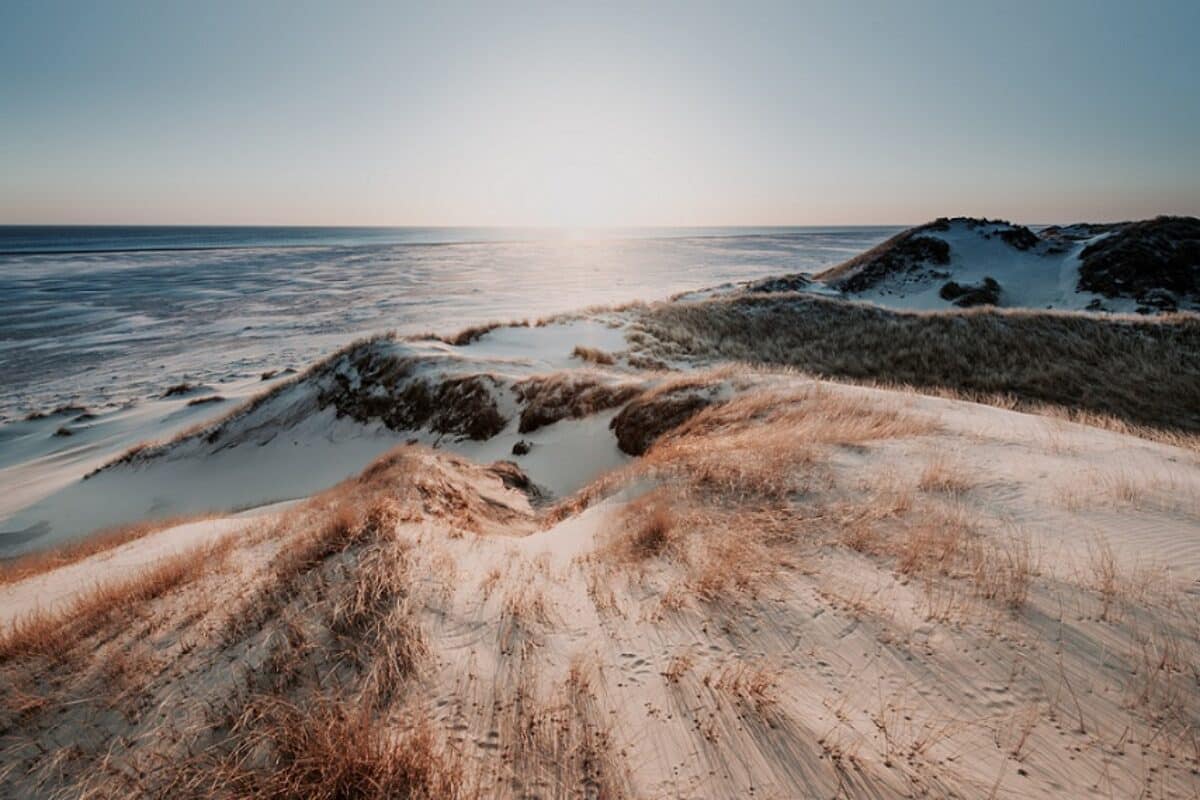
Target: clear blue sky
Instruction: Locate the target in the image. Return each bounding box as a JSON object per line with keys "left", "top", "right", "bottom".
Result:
{"left": 2, "top": 0, "right": 1197, "bottom": 226}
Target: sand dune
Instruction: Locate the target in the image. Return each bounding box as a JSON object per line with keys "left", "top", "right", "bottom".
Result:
{"left": 2, "top": 367, "right": 1198, "bottom": 798}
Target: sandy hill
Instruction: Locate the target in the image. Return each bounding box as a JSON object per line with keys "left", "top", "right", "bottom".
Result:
{"left": 2, "top": 365, "right": 1199, "bottom": 798}
{"left": 810, "top": 215, "right": 1200, "bottom": 314}
{"left": 2, "top": 251, "right": 1199, "bottom": 798}
{"left": 7, "top": 295, "right": 1198, "bottom": 555}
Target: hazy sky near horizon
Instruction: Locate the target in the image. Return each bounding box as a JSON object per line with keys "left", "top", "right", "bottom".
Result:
{"left": 2, "top": 1, "right": 1198, "bottom": 227}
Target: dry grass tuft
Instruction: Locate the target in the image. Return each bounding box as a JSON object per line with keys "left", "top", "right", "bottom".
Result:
{"left": 0, "top": 536, "right": 232, "bottom": 663}
{"left": 689, "top": 532, "right": 779, "bottom": 602}
{"left": 705, "top": 658, "right": 782, "bottom": 713}
{"left": 1088, "top": 537, "right": 1121, "bottom": 621}
{"left": 514, "top": 373, "right": 643, "bottom": 434}
{"left": 425, "top": 319, "right": 528, "bottom": 346}
{"left": 0, "top": 512, "right": 218, "bottom": 587}
{"left": 202, "top": 697, "right": 464, "bottom": 799}
{"left": 881, "top": 502, "right": 1036, "bottom": 614}
{"left": 571, "top": 345, "right": 616, "bottom": 365}
{"left": 894, "top": 506, "right": 973, "bottom": 577}
{"left": 597, "top": 492, "right": 680, "bottom": 565}
{"left": 968, "top": 533, "right": 1036, "bottom": 611}
{"left": 917, "top": 455, "right": 975, "bottom": 496}
{"left": 663, "top": 650, "right": 696, "bottom": 684}
{"left": 491, "top": 655, "right": 632, "bottom": 799}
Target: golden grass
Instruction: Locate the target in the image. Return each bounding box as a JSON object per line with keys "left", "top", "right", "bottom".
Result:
{"left": 0, "top": 512, "right": 218, "bottom": 587}
{"left": 688, "top": 528, "right": 780, "bottom": 602}
{"left": 514, "top": 372, "right": 643, "bottom": 433}
{"left": 595, "top": 491, "right": 680, "bottom": 565}
{"left": 7, "top": 402, "right": 1200, "bottom": 797}
{"left": 916, "top": 455, "right": 975, "bottom": 496}
{"left": 632, "top": 293, "right": 1200, "bottom": 441}
{"left": 571, "top": 382, "right": 939, "bottom": 610}
{"left": 488, "top": 655, "right": 632, "bottom": 799}
{"left": 196, "top": 697, "right": 464, "bottom": 799}
{"left": 704, "top": 658, "right": 781, "bottom": 713}
{"left": 894, "top": 505, "right": 973, "bottom": 577}
{"left": 1088, "top": 537, "right": 1121, "bottom": 621}
{"left": 644, "top": 385, "right": 933, "bottom": 502}
{"left": 571, "top": 344, "right": 616, "bottom": 365}
{"left": 662, "top": 650, "right": 696, "bottom": 684}
{"left": 826, "top": 488, "right": 1039, "bottom": 616}
{"left": 0, "top": 535, "right": 233, "bottom": 663}
{"left": 967, "top": 532, "right": 1036, "bottom": 611}
{"left": 224, "top": 449, "right": 480, "bottom": 643}
{"left": 1056, "top": 468, "right": 1197, "bottom": 516}
{"left": 424, "top": 319, "right": 527, "bottom": 346}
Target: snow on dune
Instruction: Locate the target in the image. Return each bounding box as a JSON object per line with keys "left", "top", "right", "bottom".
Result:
{"left": 0, "top": 317, "right": 638, "bottom": 556}
{"left": 0, "top": 372, "right": 293, "bottom": 538}
{"left": 797, "top": 216, "right": 1200, "bottom": 315}
{"left": 823, "top": 218, "right": 1126, "bottom": 312}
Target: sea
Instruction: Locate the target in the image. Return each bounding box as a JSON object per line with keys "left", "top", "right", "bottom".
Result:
{"left": 0, "top": 225, "right": 898, "bottom": 419}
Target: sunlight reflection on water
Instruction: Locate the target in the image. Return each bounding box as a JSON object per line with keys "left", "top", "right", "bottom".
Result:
{"left": 0, "top": 227, "right": 897, "bottom": 416}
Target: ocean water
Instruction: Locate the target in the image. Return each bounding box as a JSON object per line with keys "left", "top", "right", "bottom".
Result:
{"left": 0, "top": 226, "right": 897, "bottom": 419}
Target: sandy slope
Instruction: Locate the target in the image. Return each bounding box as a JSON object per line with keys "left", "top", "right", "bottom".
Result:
{"left": 0, "top": 372, "right": 295, "bottom": 546}
{"left": 1, "top": 372, "right": 1197, "bottom": 798}
{"left": 0, "top": 318, "right": 634, "bottom": 556}
{"left": 833, "top": 219, "right": 1113, "bottom": 312}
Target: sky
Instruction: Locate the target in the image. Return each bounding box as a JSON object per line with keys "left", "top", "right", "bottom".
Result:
{"left": 1, "top": 0, "right": 1197, "bottom": 227}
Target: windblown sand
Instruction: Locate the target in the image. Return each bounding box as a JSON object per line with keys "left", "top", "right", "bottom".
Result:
{"left": 2, "top": 371, "right": 1198, "bottom": 799}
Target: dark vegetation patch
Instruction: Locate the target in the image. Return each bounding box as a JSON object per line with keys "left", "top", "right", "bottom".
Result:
{"left": 25, "top": 404, "right": 88, "bottom": 422}
{"left": 817, "top": 228, "right": 951, "bottom": 292}
{"left": 514, "top": 374, "right": 642, "bottom": 434}
{"left": 1039, "top": 222, "right": 1123, "bottom": 252}
{"left": 319, "top": 348, "right": 507, "bottom": 441}
{"left": 635, "top": 293, "right": 1200, "bottom": 436}
{"left": 939, "top": 277, "right": 1001, "bottom": 307}
{"left": 817, "top": 218, "right": 1040, "bottom": 293}
{"left": 610, "top": 380, "right": 720, "bottom": 455}
{"left": 744, "top": 274, "right": 813, "bottom": 294}
{"left": 161, "top": 382, "right": 199, "bottom": 398}
{"left": 430, "top": 375, "right": 508, "bottom": 440}
{"left": 92, "top": 335, "right": 398, "bottom": 472}
{"left": 487, "top": 460, "right": 541, "bottom": 498}
{"left": 1077, "top": 216, "right": 1200, "bottom": 308}
{"left": 625, "top": 354, "right": 669, "bottom": 371}
{"left": 998, "top": 226, "right": 1040, "bottom": 250}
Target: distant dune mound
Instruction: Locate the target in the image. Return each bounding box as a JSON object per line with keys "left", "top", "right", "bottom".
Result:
{"left": 815, "top": 219, "right": 954, "bottom": 293}
{"left": 1075, "top": 215, "right": 1200, "bottom": 310}
{"left": 816, "top": 217, "right": 1039, "bottom": 290}
{"left": 811, "top": 215, "right": 1200, "bottom": 314}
